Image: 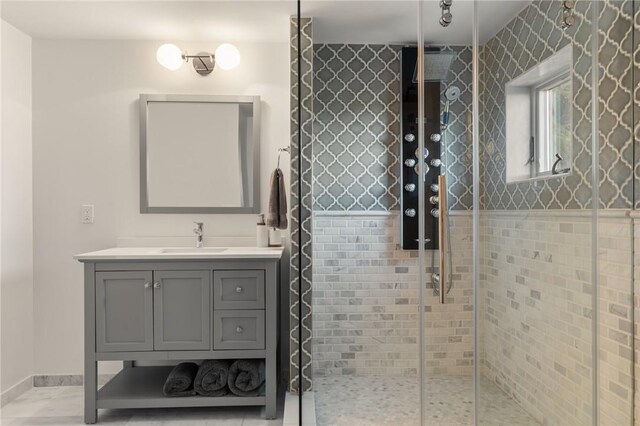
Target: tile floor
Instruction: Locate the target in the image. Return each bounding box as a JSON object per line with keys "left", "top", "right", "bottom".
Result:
{"left": 1, "top": 376, "right": 539, "bottom": 426}
{"left": 0, "top": 386, "right": 284, "bottom": 425}
{"left": 314, "top": 376, "right": 540, "bottom": 426}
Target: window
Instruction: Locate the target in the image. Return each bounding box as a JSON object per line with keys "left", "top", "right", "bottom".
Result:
{"left": 532, "top": 72, "right": 572, "bottom": 176}
{"left": 505, "top": 46, "right": 572, "bottom": 183}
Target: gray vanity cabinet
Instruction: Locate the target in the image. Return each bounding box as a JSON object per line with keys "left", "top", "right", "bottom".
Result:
{"left": 96, "top": 271, "right": 154, "bottom": 352}
{"left": 153, "top": 270, "right": 210, "bottom": 351}
{"left": 79, "top": 255, "right": 281, "bottom": 424}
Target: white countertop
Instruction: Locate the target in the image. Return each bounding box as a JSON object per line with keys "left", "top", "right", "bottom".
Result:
{"left": 74, "top": 246, "right": 284, "bottom": 261}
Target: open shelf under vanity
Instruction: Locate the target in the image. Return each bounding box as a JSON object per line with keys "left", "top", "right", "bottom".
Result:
{"left": 98, "top": 366, "right": 266, "bottom": 410}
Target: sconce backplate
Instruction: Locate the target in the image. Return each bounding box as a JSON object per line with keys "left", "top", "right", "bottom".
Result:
{"left": 192, "top": 52, "right": 215, "bottom": 76}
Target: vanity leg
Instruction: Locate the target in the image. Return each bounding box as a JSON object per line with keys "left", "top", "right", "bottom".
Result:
{"left": 265, "top": 393, "right": 276, "bottom": 420}
{"left": 265, "top": 356, "right": 276, "bottom": 419}
{"left": 84, "top": 356, "right": 97, "bottom": 424}
{"left": 265, "top": 355, "right": 278, "bottom": 420}
{"left": 84, "top": 262, "right": 98, "bottom": 424}
{"left": 265, "top": 261, "right": 278, "bottom": 420}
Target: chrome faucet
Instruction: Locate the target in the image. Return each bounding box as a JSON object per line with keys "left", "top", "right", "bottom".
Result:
{"left": 193, "top": 222, "right": 204, "bottom": 248}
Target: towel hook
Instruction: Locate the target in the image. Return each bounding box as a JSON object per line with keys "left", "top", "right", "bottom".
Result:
{"left": 277, "top": 146, "right": 290, "bottom": 169}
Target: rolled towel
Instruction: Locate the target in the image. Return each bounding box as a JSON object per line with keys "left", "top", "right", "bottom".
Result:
{"left": 162, "top": 362, "right": 199, "bottom": 397}
{"left": 194, "top": 360, "right": 230, "bottom": 397}
{"left": 228, "top": 360, "right": 266, "bottom": 397}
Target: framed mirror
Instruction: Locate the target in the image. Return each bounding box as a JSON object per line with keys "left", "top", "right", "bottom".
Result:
{"left": 140, "top": 94, "right": 260, "bottom": 213}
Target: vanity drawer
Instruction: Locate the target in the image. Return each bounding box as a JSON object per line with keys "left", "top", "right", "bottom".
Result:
{"left": 213, "top": 270, "right": 265, "bottom": 310}
{"left": 213, "top": 310, "right": 265, "bottom": 350}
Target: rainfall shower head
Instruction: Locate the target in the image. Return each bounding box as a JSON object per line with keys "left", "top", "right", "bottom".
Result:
{"left": 412, "top": 51, "right": 455, "bottom": 83}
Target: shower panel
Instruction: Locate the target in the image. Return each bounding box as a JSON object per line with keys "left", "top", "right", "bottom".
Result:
{"left": 401, "top": 47, "right": 443, "bottom": 250}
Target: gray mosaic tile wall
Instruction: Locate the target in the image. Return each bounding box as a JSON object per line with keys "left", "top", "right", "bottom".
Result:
{"left": 480, "top": 0, "right": 636, "bottom": 210}
{"left": 632, "top": 3, "right": 639, "bottom": 423}
{"left": 598, "top": 0, "right": 635, "bottom": 208}
{"left": 313, "top": 44, "right": 473, "bottom": 212}
{"left": 289, "top": 17, "right": 313, "bottom": 393}
{"left": 634, "top": 2, "right": 640, "bottom": 209}
{"left": 441, "top": 46, "right": 474, "bottom": 211}
{"left": 313, "top": 44, "right": 401, "bottom": 211}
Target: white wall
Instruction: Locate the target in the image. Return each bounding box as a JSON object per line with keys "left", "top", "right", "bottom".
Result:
{"left": 32, "top": 39, "right": 289, "bottom": 375}
{"left": 1, "top": 21, "right": 34, "bottom": 393}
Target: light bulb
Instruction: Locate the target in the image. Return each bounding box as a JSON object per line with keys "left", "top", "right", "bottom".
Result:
{"left": 215, "top": 43, "right": 240, "bottom": 70}
{"left": 156, "top": 44, "right": 184, "bottom": 71}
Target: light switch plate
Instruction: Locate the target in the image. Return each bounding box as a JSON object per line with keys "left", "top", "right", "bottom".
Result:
{"left": 81, "top": 205, "right": 94, "bottom": 224}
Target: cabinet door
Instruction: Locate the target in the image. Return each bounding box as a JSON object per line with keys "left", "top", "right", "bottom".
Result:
{"left": 96, "top": 271, "right": 153, "bottom": 352}
{"left": 153, "top": 270, "right": 211, "bottom": 350}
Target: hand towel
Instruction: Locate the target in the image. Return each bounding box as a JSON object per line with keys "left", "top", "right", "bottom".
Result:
{"left": 266, "top": 168, "right": 288, "bottom": 230}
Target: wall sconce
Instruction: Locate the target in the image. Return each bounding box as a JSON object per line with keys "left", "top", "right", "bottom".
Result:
{"left": 156, "top": 43, "right": 240, "bottom": 75}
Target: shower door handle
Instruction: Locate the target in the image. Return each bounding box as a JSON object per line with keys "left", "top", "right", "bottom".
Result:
{"left": 438, "top": 174, "right": 447, "bottom": 304}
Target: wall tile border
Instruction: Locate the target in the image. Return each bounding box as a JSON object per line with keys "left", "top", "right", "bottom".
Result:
{"left": 290, "top": 16, "right": 314, "bottom": 393}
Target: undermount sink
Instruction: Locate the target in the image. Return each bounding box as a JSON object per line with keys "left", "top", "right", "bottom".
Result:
{"left": 160, "top": 248, "right": 227, "bottom": 254}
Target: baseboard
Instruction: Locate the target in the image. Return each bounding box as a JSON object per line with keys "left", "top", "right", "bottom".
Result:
{"left": 0, "top": 375, "right": 33, "bottom": 407}
{"left": 33, "top": 374, "right": 83, "bottom": 387}
{"left": 33, "top": 374, "right": 115, "bottom": 387}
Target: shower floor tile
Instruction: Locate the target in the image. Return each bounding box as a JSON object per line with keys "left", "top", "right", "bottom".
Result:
{"left": 313, "top": 376, "right": 539, "bottom": 426}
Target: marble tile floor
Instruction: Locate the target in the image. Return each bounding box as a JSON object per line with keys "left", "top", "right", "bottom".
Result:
{"left": 314, "top": 376, "right": 540, "bottom": 426}
{"left": 0, "top": 386, "right": 284, "bottom": 425}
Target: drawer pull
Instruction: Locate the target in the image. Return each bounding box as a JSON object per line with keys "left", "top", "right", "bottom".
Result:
{"left": 144, "top": 282, "right": 151, "bottom": 289}
{"left": 236, "top": 326, "right": 244, "bottom": 333}
{"left": 235, "top": 286, "right": 243, "bottom": 293}
{"left": 153, "top": 282, "right": 161, "bottom": 289}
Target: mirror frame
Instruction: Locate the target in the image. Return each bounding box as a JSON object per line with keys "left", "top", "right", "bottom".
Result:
{"left": 139, "top": 94, "right": 261, "bottom": 214}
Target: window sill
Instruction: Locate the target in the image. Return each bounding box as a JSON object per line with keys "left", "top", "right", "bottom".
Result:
{"left": 506, "top": 170, "right": 571, "bottom": 184}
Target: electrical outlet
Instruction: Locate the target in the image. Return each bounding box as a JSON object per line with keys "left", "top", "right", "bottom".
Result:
{"left": 81, "top": 205, "right": 94, "bottom": 224}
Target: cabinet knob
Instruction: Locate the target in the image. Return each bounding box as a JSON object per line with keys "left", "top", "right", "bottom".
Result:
{"left": 235, "top": 286, "right": 244, "bottom": 293}
{"left": 144, "top": 282, "right": 151, "bottom": 289}
{"left": 236, "top": 326, "right": 244, "bottom": 333}
{"left": 153, "top": 282, "right": 161, "bottom": 289}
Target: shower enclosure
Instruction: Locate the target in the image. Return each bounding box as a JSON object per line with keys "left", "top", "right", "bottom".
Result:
{"left": 291, "top": 0, "right": 638, "bottom": 424}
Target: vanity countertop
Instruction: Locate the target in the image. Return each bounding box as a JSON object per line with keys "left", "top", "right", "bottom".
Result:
{"left": 74, "top": 246, "right": 284, "bottom": 261}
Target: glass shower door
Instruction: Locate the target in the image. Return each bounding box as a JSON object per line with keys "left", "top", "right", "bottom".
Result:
{"left": 299, "top": 1, "right": 423, "bottom": 424}
{"left": 416, "top": 1, "right": 476, "bottom": 424}
{"left": 474, "top": 0, "right": 604, "bottom": 424}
